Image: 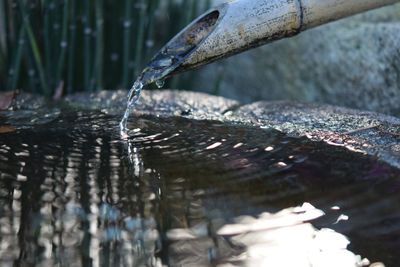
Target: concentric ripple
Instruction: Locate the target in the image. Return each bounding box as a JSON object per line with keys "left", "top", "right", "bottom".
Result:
{"left": 0, "top": 110, "right": 399, "bottom": 266}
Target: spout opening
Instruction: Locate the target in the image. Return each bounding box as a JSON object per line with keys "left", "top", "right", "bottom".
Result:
{"left": 167, "top": 10, "right": 220, "bottom": 57}
{"left": 140, "top": 9, "right": 221, "bottom": 84}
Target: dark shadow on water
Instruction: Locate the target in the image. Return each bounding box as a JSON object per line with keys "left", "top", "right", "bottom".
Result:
{"left": 0, "top": 110, "right": 399, "bottom": 266}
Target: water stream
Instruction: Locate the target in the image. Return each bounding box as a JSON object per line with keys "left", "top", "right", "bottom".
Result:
{"left": 120, "top": 81, "right": 144, "bottom": 139}
{"left": 120, "top": 9, "right": 221, "bottom": 137}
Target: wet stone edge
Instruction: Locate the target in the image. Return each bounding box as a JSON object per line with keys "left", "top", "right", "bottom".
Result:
{"left": 7, "top": 90, "right": 400, "bottom": 168}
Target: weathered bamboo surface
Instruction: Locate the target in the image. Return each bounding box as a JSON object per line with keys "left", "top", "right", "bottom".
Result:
{"left": 175, "top": 0, "right": 399, "bottom": 72}
{"left": 302, "top": 0, "right": 399, "bottom": 28}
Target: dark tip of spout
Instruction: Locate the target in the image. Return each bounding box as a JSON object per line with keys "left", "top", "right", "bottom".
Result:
{"left": 169, "top": 10, "right": 220, "bottom": 55}
{"left": 140, "top": 9, "right": 221, "bottom": 83}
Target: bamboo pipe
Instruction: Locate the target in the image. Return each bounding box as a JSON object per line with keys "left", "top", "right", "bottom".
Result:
{"left": 158, "top": 0, "right": 400, "bottom": 75}
{"left": 302, "top": 0, "right": 399, "bottom": 29}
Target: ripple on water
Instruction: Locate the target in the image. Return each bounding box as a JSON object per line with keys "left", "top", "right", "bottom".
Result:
{"left": 0, "top": 111, "right": 399, "bottom": 266}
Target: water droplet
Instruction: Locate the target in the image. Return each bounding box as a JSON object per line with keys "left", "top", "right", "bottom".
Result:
{"left": 155, "top": 80, "right": 165, "bottom": 89}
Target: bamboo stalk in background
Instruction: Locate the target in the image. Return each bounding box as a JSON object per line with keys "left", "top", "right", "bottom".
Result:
{"left": 67, "top": 0, "right": 76, "bottom": 94}
{"left": 122, "top": 0, "right": 133, "bottom": 88}
{"left": 0, "top": 1, "right": 7, "bottom": 60}
{"left": 0, "top": 1, "right": 7, "bottom": 87}
{"left": 5, "top": 1, "right": 22, "bottom": 91}
{"left": 83, "top": 0, "right": 92, "bottom": 90}
{"left": 0, "top": 0, "right": 212, "bottom": 94}
{"left": 50, "top": 0, "right": 60, "bottom": 88}
{"left": 93, "top": 0, "right": 104, "bottom": 91}
{"left": 18, "top": 0, "right": 49, "bottom": 95}
{"left": 56, "top": 0, "right": 70, "bottom": 91}
{"left": 6, "top": 0, "right": 16, "bottom": 47}
{"left": 24, "top": 44, "right": 37, "bottom": 92}
{"left": 143, "top": 0, "right": 159, "bottom": 63}
{"left": 7, "top": 26, "right": 25, "bottom": 91}
{"left": 133, "top": 0, "right": 147, "bottom": 78}
{"left": 42, "top": 0, "right": 52, "bottom": 90}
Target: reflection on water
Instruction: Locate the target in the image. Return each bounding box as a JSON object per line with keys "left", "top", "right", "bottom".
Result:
{"left": 0, "top": 110, "right": 399, "bottom": 266}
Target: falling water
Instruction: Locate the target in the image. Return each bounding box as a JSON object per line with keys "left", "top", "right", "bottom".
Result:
{"left": 119, "top": 80, "right": 144, "bottom": 138}
{"left": 119, "top": 67, "right": 171, "bottom": 138}
{"left": 119, "top": 10, "right": 221, "bottom": 138}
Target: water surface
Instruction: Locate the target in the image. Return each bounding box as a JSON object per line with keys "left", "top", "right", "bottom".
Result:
{"left": 0, "top": 110, "right": 399, "bottom": 266}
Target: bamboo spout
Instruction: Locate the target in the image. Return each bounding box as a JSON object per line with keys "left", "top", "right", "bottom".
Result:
{"left": 159, "top": 0, "right": 399, "bottom": 76}
{"left": 301, "top": 0, "right": 399, "bottom": 29}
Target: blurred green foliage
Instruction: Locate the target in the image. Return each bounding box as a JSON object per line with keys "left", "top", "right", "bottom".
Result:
{"left": 0, "top": 0, "right": 210, "bottom": 96}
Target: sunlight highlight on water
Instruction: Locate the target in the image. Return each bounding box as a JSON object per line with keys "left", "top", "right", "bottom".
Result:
{"left": 155, "top": 79, "right": 165, "bottom": 89}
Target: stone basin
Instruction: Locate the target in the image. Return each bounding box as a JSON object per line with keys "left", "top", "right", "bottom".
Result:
{"left": 65, "top": 89, "right": 400, "bottom": 168}
{"left": 1, "top": 90, "right": 399, "bottom": 267}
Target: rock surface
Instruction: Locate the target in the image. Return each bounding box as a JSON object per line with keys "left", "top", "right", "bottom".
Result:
{"left": 194, "top": 3, "right": 400, "bottom": 116}
{"left": 65, "top": 89, "right": 240, "bottom": 121}
{"left": 64, "top": 90, "right": 400, "bottom": 168}
{"left": 233, "top": 101, "right": 400, "bottom": 169}
{"left": 0, "top": 92, "right": 59, "bottom": 128}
